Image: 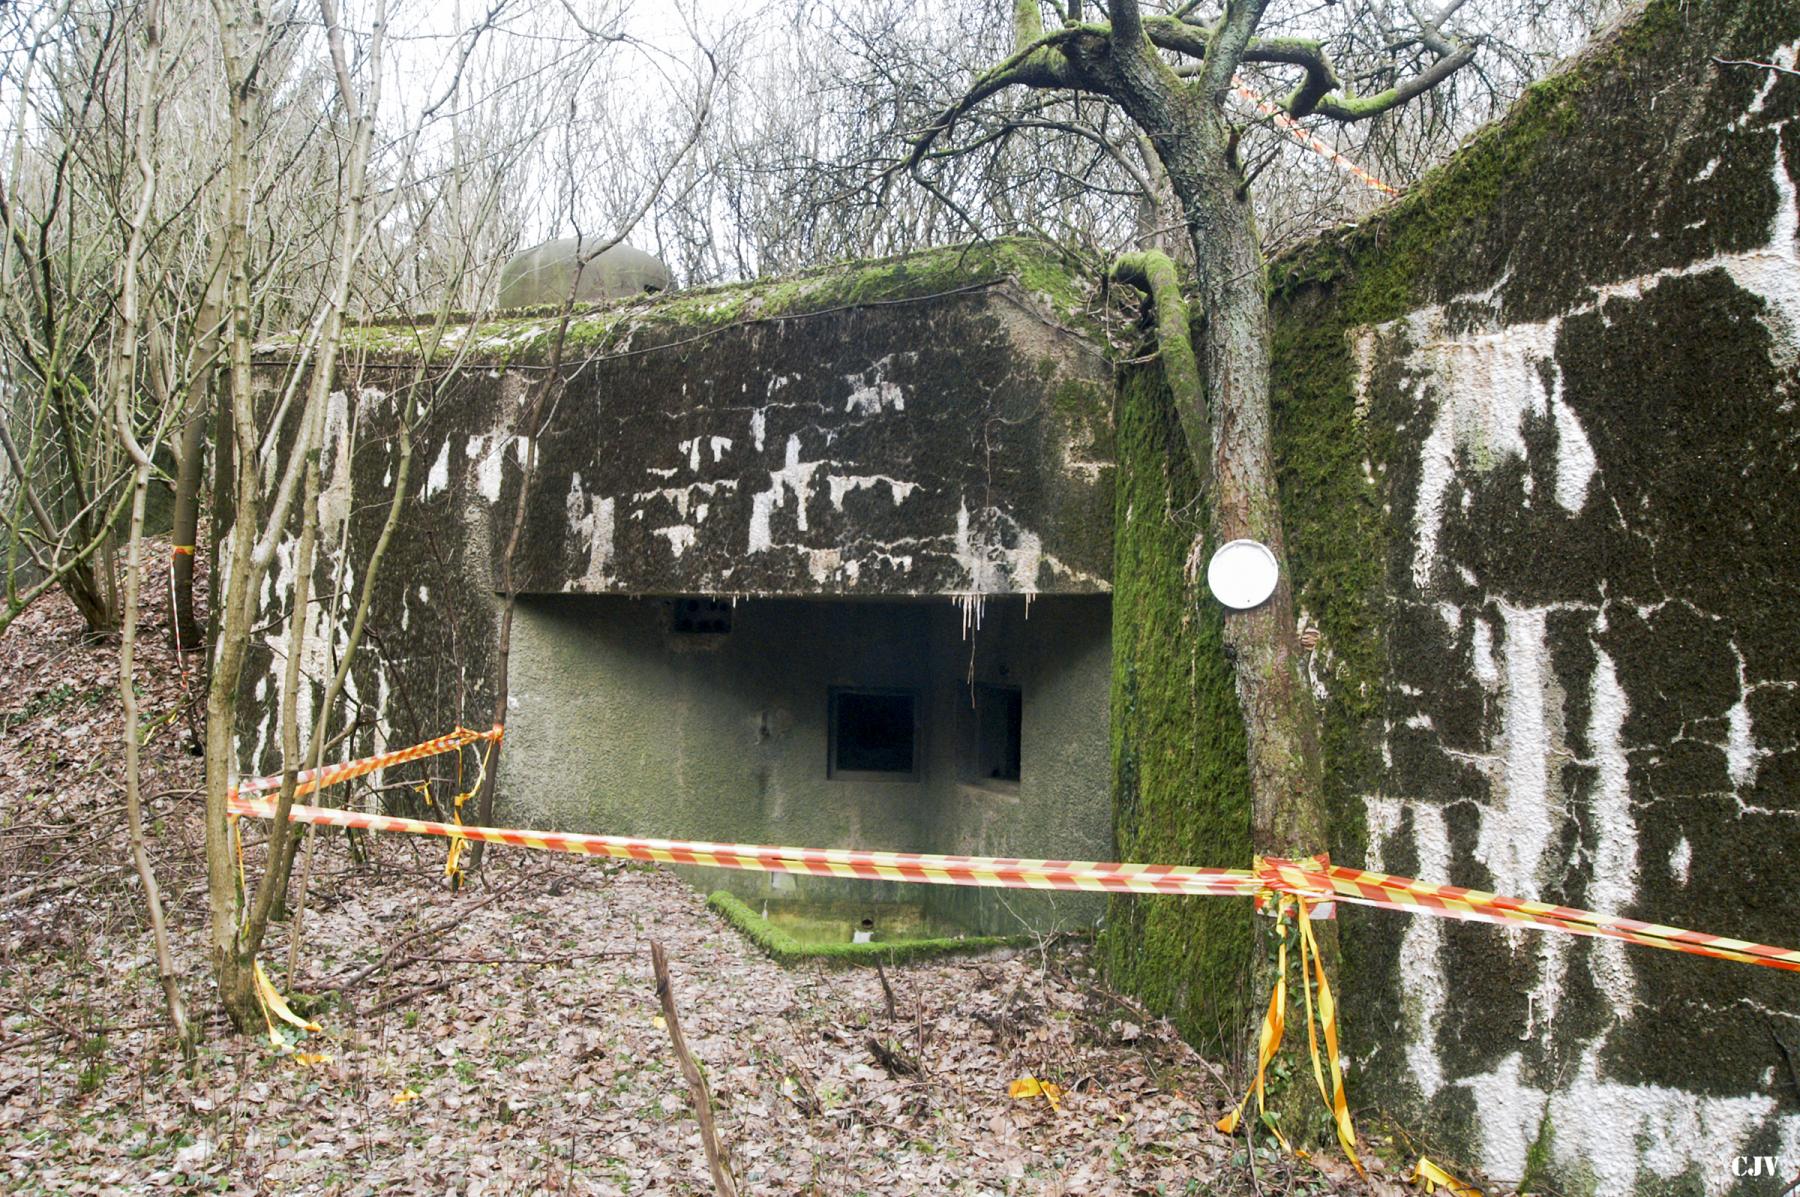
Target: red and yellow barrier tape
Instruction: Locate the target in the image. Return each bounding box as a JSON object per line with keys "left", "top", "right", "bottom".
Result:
{"left": 228, "top": 731, "right": 1800, "bottom": 972}
{"left": 227, "top": 727, "right": 1800, "bottom": 1184}
{"left": 1258, "top": 857, "right": 1800, "bottom": 973}
{"left": 1410, "top": 1157, "right": 1484, "bottom": 1196}
{"left": 229, "top": 725, "right": 502, "bottom": 803}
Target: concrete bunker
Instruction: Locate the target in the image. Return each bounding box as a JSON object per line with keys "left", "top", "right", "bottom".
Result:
{"left": 241, "top": 240, "right": 1119, "bottom": 940}
{"left": 477, "top": 244, "right": 1118, "bottom": 936}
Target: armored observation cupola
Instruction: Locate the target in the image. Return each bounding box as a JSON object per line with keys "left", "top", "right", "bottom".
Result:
{"left": 496, "top": 238, "right": 673, "bottom": 308}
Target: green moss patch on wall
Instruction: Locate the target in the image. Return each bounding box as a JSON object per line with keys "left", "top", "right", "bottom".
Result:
{"left": 1101, "top": 361, "right": 1254, "bottom": 1058}
{"left": 316, "top": 238, "right": 1100, "bottom": 366}
{"left": 1250, "top": 0, "right": 1800, "bottom": 1182}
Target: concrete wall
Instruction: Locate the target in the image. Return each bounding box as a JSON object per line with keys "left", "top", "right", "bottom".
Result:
{"left": 500, "top": 594, "right": 1111, "bottom": 934}
{"left": 1256, "top": 1, "right": 1800, "bottom": 1190}
{"left": 237, "top": 241, "right": 1113, "bottom": 783}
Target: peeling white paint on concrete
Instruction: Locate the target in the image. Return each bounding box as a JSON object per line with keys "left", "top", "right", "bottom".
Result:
{"left": 316, "top": 390, "right": 354, "bottom": 540}
{"left": 843, "top": 354, "right": 911, "bottom": 415}
{"left": 653, "top": 525, "right": 696, "bottom": 558}
{"left": 1348, "top": 104, "right": 1800, "bottom": 1191}
{"left": 1458, "top": 1048, "right": 1800, "bottom": 1197}
{"left": 630, "top": 479, "right": 739, "bottom": 521}
{"left": 564, "top": 472, "right": 615, "bottom": 589}
{"left": 1470, "top": 614, "right": 1499, "bottom": 687}
{"left": 1478, "top": 603, "right": 1554, "bottom": 901}
{"left": 1582, "top": 651, "right": 1638, "bottom": 1004}
{"left": 1368, "top": 132, "right": 1800, "bottom": 595}
{"left": 1726, "top": 646, "right": 1765, "bottom": 789}
{"left": 749, "top": 408, "right": 766, "bottom": 452}
{"left": 423, "top": 440, "right": 451, "bottom": 498}
{"left": 467, "top": 435, "right": 512, "bottom": 503}
{"left": 747, "top": 434, "right": 823, "bottom": 553}
{"left": 1371, "top": 796, "right": 1451, "bottom": 1100}
{"left": 1668, "top": 836, "right": 1692, "bottom": 884}
{"left": 1397, "top": 320, "right": 1597, "bottom": 588}
{"left": 952, "top": 500, "right": 1043, "bottom": 593}
{"left": 802, "top": 546, "right": 841, "bottom": 583}
{"left": 827, "top": 474, "right": 918, "bottom": 510}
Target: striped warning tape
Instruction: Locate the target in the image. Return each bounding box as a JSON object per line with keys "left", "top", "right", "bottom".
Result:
{"left": 1218, "top": 886, "right": 1364, "bottom": 1176}
{"left": 229, "top": 727, "right": 1800, "bottom": 1184}
{"left": 1230, "top": 76, "right": 1401, "bottom": 196}
{"left": 229, "top": 725, "right": 502, "bottom": 801}
{"left": 227, "top": 728, "right": 1800, "bottom": 973}
{"left": 1257, "top": 857, "right": 1800, "bottom": 972}
{"left": 228, "top": 793, "right": 1264, "bottom": 898}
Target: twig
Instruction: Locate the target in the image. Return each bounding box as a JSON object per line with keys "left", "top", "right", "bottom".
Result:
{"left": 313, "top": 886, "right": 508, "bottom": 991}
{"left": 366, "top": 976, "right": 457, "bottom": 1016}
{"left": 1714, "top": 55, "right": 1800, "bottom": 79}
{"left": 650, "top": 941, "right": 739, "bottom": 1197}
{"left": 866, "top": 1036, "right": 920, "bottom": 1078}
{"left": 874, "top": 957, "right": 897, "bottom": 1021}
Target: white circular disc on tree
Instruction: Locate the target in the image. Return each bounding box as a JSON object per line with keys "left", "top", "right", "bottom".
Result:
{"left": 1206, "top": 539, "right": 1280, "bottom": 610}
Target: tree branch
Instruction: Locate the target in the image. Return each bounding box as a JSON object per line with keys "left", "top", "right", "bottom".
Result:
{"left": 900, "top": 26, "right": 1079, "bottom": 175}
{"left": 1309, "top": 40, "right": 1476, "bottom": 121}
{"left": 1198, "top": 0, "right": 1272, "bottom": 98}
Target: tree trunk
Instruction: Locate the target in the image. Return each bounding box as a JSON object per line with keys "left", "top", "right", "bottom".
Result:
{"left": 169, "top": 407, "right": 206, "bottom": 652}
{"left": 1104, "top": 43, "right": 1329, "bottom": 871}
{"left": 1098, "top": 30, "right": 1334, "bottom": 1142}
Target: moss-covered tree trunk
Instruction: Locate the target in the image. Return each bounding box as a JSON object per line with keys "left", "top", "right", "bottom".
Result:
{"left": 1097, "top": 15, "right": 1329, "bottom": 868}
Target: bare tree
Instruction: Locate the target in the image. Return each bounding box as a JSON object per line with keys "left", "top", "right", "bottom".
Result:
{"left": 879, "top": 0, "right": 1490, "bottom": 1135}
{"left": 108, "top": 0, "right": 196, "bottom": 1054}
{"left": 0, "top": 3, "right": 137, "bottom": 638}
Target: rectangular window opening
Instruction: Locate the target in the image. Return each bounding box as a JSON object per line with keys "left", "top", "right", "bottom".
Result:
{"left": 829, "top": 688, "right": 919, "bottom": 780}
{"left": 971, "top": 684, "right": 1022, "bottom": 783}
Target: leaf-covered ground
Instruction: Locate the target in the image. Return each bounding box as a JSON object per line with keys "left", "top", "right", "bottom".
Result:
{"left": 0, "top": 549, "right": 1414, "bottom": 1195}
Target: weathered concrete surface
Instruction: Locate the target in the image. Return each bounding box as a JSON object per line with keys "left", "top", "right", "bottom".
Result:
{"left": 511, "top": 293, "right": 1112, "bottom": 598}
{"left": 1255, "top": 1, "right": 1800, "bottom": 1190}
{"left": 501, "top": 594, "right": 1111, "bottom": 934}
{"left": 312, "top": 239, "right": 1113, "bottom": 601}
{"left": 239, "top": 241, "right": 1116, "bottom": 933}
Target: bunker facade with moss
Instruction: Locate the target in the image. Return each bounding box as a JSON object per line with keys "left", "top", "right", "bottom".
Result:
{"left": 243, "top": 241, "right": 1118, "bottom": 938}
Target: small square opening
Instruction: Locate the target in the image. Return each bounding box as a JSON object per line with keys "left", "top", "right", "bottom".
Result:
{"left": 829, "top": 688, "right": 919, "bottom": 780}
{"left": 970, "top": 684, "right": 1022, "bottom": 783}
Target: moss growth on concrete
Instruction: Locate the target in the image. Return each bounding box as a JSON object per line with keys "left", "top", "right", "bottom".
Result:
{"left": 1271, "top": 0, "right": 1798, "bottom": 326}
{"left": 707, "top": 891, "right": 1030, "bottom": 965}
{"left": 1100, "top": 361, "right": 1254, "bottom": 1057}
{"left": 328, "top": 238, "right": 1098, "bottom": 365}
{"left": 1246, "top": 0, "right": 1800, "bottom": 1174}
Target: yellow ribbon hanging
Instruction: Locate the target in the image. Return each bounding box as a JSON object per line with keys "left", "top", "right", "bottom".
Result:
{"left": 1216, "top": 887, "right": 1364, "bottom": 1174}
{"left": 253, "top": 961, "right": 321, "bottom": 1048}
{"left": 1217, "top": 893, "right": 1294, "bottom": 1152}
{"left": 1409, "top": 1156, "right": 1483, "bottom": 1196}
{"left": 1294, "top": 895, "right": 1363, "bottom": 1174}
{"left": 442, "top": 731, "right": 495, "bottom": 885}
